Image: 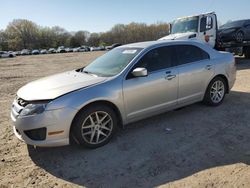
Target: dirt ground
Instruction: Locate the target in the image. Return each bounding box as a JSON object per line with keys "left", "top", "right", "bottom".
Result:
{"left": 0, "top": 52, "right": 250, "bottom": 188}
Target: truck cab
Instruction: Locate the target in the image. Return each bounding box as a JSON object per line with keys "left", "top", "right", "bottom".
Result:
{"left": 159, "top": 12, "right": 217, "bottom": 48}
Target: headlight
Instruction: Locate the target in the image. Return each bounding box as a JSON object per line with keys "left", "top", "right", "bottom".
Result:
{"left": 20, "top": 103, "right": 47, "bottom": 116}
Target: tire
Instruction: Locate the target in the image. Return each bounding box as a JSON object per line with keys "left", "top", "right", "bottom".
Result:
{"left": 71, "top": 104, "right": 117, "bottom": 148}
{"left": 235, "top": 31, "right": 244, "bottom": 43}
{"left": 203, "top": 77, "right": 227, "bottom": 106}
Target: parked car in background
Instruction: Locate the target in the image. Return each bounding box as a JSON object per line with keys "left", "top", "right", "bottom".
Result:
{"left": 32, "top": 50, "right": 40, "bottom": 55}
{"left": 73, "top": 47, "right": 80, "bottom": 52}
{"left": 90, "top": 47, "right": 97, "bottom": 51}
{"left": 82, "top": 46, "right": 90, "bottom": 52}
{"left": 0, "top": 51, "right": 16, "bottom": 58}
{"left": 8, "top": 51, "right": 16, "bottom": 57}
{"left": 106, "top": 43, "right": 122, "bottom": 50}
{"left": 90, "top": 46, "right": 105, "bottom": 51}
{"left": 15, "top": 51, "right": 21, "bottom": 56}
{"left": 21, "top": 49, "right": 31, "bottom": 55}
{"left": 40, "top": 49, "right": 48, "bottom": 54}
{"left": 65, "top": 48, "right": 73, "bottom": 53}
{"left": 73, "top": 47, "right": 86, "bottom": 52}
{"left": 48, "top": 48, "right": 56, "bottom": 53}
{"left": 218, "top": 19, "right": 250, "bottom": 43}
{"left": 57, "top": 46, "right": 66, "bottom": 53}
{"left": 11, "top": 40, "right": 236, "bottom": 148}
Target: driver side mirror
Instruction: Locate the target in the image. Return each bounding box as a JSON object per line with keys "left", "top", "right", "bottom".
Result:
{"left": 132, "top": 67, "right": 148, "bottom": 77}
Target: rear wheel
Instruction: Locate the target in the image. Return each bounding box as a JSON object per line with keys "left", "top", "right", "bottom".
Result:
{"left": 71, "top": 104, "right": 117, "bottom": 148}
{"left": 203, "top": 77, "right": 226, "bottom": 106}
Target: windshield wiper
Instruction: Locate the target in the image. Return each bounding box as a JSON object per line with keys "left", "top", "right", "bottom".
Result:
{"left": 82, "top": 70, "right": 99, "bottom": 77}
{"left": 82, "top": 70, "right": 90, "bottom": 74}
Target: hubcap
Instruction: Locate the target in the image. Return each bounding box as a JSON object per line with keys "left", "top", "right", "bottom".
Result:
{"left": 81, "top": 111, "right": 113, "bottom": 144}
{"left": 210, "top": 80, "right": 225, "bottom": 103}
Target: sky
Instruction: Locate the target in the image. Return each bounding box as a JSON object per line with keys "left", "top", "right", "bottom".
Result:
{"left": 0, "top": 0, "right": 250, "bottom": 33}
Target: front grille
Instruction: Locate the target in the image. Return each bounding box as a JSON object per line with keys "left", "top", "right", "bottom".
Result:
{"left": 24, "top": 128, "right": 47, "bottom": 141}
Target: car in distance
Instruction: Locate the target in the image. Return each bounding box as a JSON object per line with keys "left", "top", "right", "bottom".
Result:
{"left": 40, "top": 49, "right": 48, "bottom": 54}
{"left": 32, "top": 49, "right": 40, "bottom": 55}
{"left": 48, "top": 48, "right": 56, "bottom": 53}
{"left": 106, "top": 43, "right": 122, "bottom": 50}
{"left": 81, "top": 46, "right": 90, "bottom": 52}
{"left": 73, "top": 46, "right": 89, "bottom": 52}
{"left": 90, "top": 46, "right": 105, "bottom": 51}
{"left": 11, "top": 40, "right": 236, "bottom": 148}
{"left": 21, "top": 49, "right": 31, "bottom": 55}
{"left": 57, "top": 46, "right": 66, "bottom": 53}
{"left": 73, "top": 47, "right": 85, "bottom": 52}
{"left": 0, "top": 51, "right": 16, "bottom": 58}
{"left": 65, "top": 48, "right": 73, "bottom": 53}
{"left": 14, "top": 51, "right": 21, "bottom": 56}
{"left": 218, "top": 19, "right": 250, "bottom": 43}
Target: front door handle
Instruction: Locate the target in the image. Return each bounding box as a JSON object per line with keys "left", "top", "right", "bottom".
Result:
{"left": 205, "top": 65, "right": 212, "bottom": 70}
{"left": 165, "top": 74, "right": 176, "bottom": 80}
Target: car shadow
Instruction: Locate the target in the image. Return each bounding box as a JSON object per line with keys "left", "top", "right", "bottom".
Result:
{"left": 28, "top": 89, "right": 250, "bottom": 187}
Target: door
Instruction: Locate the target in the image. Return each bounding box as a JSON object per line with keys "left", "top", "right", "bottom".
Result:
{"left": 176, "top": 45, "right": 214, "bottom": 104}
{"left": 123, "top": 46, "right": 178, "bottom": 121}
{"left": 199, "top": 14, "right": 217, "bottom": 48}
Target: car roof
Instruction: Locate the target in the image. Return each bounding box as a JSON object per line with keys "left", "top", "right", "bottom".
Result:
{"left": 119, "top": 40, "right": 206, "bottom": 49}
{"left": 119, "top": 39, "right": 220, "bottom": 59}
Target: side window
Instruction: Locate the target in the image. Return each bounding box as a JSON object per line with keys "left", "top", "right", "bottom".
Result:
{"left": 244, "top": 21, "right": 250, "bottom": 27}
{"left": 126, "top": 46, "right": 176, "bottom": 79}
{"left": 136, "top": 46, "right": 175, "bottom": 72}
{"left": 246, "top": 23, "right": 250, "bottom": 29}
{"left": 176, "top": 45, "right": 210, "bottom": 65}
{"left": 200, "top": 16, "right": 213, "bottom": 32}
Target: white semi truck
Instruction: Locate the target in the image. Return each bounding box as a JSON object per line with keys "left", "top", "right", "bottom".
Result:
{"left": 159, "top": 12, "right": 250, "bottom": 59}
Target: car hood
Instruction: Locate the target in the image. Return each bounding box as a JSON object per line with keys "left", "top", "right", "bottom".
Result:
{"left": 17, "top": 70, "right": 107, "bottom": 101}
{"left": 158, "top": 32, "right": 197, "bottom": 41}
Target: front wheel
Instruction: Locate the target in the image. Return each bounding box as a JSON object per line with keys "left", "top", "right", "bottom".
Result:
{"left": 203, "top": 77, "right": 226, "bottom": 106}
{"left": 71, "top": 104, "right": 117, "bottom": 148}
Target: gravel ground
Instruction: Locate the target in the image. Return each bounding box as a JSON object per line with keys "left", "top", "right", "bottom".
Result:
{"left": 0, "top": 52, "right": 250, "bottom": 188}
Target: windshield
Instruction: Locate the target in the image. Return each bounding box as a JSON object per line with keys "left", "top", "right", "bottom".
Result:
{"left": 83, "top": 48, "right": 142, "bottom": 77}
{"left": 220, "top": 20, "right": 246, "bottom": 29}
{"left": 171, "top": 16, "right": 199, "bottom": 34}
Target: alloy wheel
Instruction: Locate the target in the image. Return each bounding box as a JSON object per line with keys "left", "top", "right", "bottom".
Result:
{"left": 81, "top": 111, "right": 113, "bottom": 144}
{"left": 210, "top": 80, "right": 225, "bottom": 103}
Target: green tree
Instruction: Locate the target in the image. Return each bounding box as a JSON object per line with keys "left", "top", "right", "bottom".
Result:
{"left": 0, "top": 30, "right": 8, "bottom": 50}
{"left": 87, "top": 33, "right": 100, "bottom": 46}
{"left": 70, "top": 31, "right": 88, "bottom": 47}
{"left": 5, "top": 19, "right": 39, "bottom": 50}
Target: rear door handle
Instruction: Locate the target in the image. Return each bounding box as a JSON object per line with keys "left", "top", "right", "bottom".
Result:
{"left": 205, "top": 65, "right": 212, "bottom": 70}
{"left": 165, "top": 74, "right": 176, "bottom": 80}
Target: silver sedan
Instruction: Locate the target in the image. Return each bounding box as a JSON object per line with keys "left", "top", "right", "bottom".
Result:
{"left": 11, "top": 40, "right": 236, "bottom": 148}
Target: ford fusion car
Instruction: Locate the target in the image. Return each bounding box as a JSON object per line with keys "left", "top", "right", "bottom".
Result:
{"left": 11, "top": 40, "right": 236, "bottom": 148}
{"left": 218, "top": 19, "right": 250, "bottom": 43}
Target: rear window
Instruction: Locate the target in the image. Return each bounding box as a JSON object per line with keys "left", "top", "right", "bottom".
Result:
{"left": 176, "top": 45, "right": 210, "bottom": 65}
